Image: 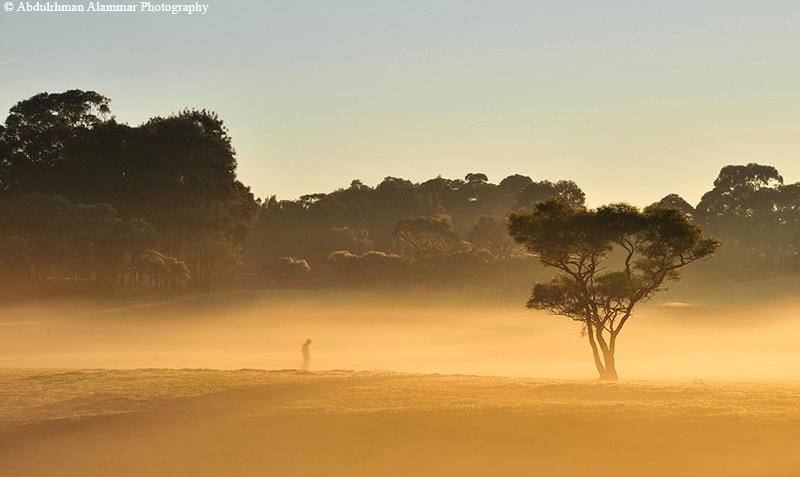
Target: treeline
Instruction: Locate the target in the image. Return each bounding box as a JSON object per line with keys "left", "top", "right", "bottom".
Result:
{"left": 241, "top": 163, "right": 800, "bottom": 290}
{"left": 241, "top": 174, "right": 586, "bottom": 290}
{"left": 1, "top": 90, "right": 798, "bottom": 292}
{"left": 657, "top": 163, "right": 800, "bottom": 283}
{"left": 0, "top": 90, "right": 258, "bottom": 290}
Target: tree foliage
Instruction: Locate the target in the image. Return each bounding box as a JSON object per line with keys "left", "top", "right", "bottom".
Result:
{"left": 1, "top": 90, "right": 111, "bottom": 196}
{"left": 467, "top": 215, "right": 525, "bottom": 259}
{"left": 0, "top": 91, "right": 259, "bottom": 290}
{"left": 0, "top": 194, "right": 190, "bottom": 286}
{"left": 392, "top": 215, "right": 459, "bottom": 263}
{"left": 509, "top": 197, "right": 718, "bottom": 380}
{"left": 688, "top": 163, "right": 800, "bottom": 276}
{"left": 696, "top": 163, "right": 783, "bottom": 225}
{"left": 3, "top": 90, "right": 798, "bottom": 294}
{"left": 243, "top": 173, "right": 584, "bottom": 276}
{"left": 516, "top": 180, "right": 585, "bottom": 209}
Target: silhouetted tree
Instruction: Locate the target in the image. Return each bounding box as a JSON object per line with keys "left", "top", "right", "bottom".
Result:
{"left": 652, "top": 194, "right": 695, "bottom": 217}
{"left": 497, "top": 174, "right": 533, "bottom": 191}
{"left": 509, "top": 197, "right": 718, "bottom": 380}
{"left": 695, "top": 163, "right": 783, "bottom": 227}
{"left": 0, "top": 92, "right": 259, "bottom": 291}
{"left": 128, "top": 110, "right": 258, "bottom": 290}
{"left": 465, "top": 172, "right": 489, "bottom": 184}
{"left": 692, "top": 163, "right": 800, "bottom": 277}
{"left": 0, "top": 90, "right": 111, "bottom": 196}
{"left": 516, "top": 180, "right": 586, "bottom": 209}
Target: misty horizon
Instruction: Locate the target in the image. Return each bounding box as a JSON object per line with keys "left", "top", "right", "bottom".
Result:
{"left": 3, "top": 2, "right": 800, "bottom": 475}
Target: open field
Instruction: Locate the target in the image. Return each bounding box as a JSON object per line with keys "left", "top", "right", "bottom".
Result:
{"left": 2, "top": 280, "right": 800, "bottom": 475}
{"left": 2, "top": 369, "right": 800, "bottom": 476}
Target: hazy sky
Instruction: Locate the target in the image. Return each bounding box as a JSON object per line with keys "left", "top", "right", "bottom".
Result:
{"left": 2, "top": 1, "right": 799, "bottom": 206}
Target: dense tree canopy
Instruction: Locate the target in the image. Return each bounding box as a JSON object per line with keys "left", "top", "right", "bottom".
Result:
{"left": 0, "top": 194, "right": 189, "bottom": 286}
{"left": 467, "top": 215, "right": 523, "bottom": 259}
{"left": 242, "top": 162, "right": 800, "bottom": 290}
{"left": 1, "top": 90, "right": 111, "bottom": 196}
{"left": 658, "top": 163, "right": 800, "bottom": 280}
{"left": 244, "top": 174, "right": 585, "bottom": 263}
{"left": 392, "top": 215, "right": 459, "bottom": 264}
{"left": 0, "top": 91, "right": 259, "bottom": 290}
{"left": 2, "top": 90, "right": 798, "bottom": 293}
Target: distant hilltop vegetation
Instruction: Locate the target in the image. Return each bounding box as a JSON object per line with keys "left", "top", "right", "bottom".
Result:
{"left": 1, "top": 91, "right": 798, "bottom": 292}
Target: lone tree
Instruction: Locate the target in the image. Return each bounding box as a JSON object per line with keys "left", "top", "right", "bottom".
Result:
{"left": 508, "top": 198, "right": 718, "bottom": 380}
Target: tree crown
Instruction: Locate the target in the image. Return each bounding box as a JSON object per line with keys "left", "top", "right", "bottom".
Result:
{"left": 508, "top": 197, "right": 718, "bottom": 330}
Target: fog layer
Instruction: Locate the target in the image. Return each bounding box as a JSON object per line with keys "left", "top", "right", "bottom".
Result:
{"left": 2, "top": 279, "right": 799, "bottom": 381}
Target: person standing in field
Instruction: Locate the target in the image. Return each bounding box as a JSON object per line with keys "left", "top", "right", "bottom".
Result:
{"left": 301, "top": 339, "right": 312, "bottom": 370}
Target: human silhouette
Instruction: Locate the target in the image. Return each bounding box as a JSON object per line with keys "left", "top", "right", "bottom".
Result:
{"left": 301, "top": 339, "right": 312, "bottom": 370}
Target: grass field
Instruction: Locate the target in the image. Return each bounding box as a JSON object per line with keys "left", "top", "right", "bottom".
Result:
{"left": 2, "top": 368, "right": 800, "bottom": 476}
{"left": 2, "top": 281, "right": 800, "bottom": 475}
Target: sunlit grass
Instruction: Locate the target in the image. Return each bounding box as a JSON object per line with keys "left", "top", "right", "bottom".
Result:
{"left": 4, "top": 285, "right": 800, "bottom": 476}
{"left": 3, "top": 369, "right": 800, "bottom": 427}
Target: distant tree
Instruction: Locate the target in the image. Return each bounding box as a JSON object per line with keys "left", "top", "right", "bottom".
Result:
{"left": 326, "top": 227, "right": 374, "bottom": 254}
{"left": 417, "top": 175, "right": 463, "bottom": 205}
{"left": 392, "top": 215, "right": 458, "bottom": 264}
{"left": 131, "top": 250, "right": 190, "bottom": 289}
{"left": 298, "top": 226, "right": 375, "bottom": 265}
{"left": 497, "top": 174, "right": 533, "bottom": 192}
{"left": 326, "top": 250, "right": 407, "bottom": 287}
{"left": 471, "top": 174, "right": 534, "bottom": 220}
{"left": 132, "top": 250, "right": 169, "bottom": 285}
{"left": 124, "top": 110, "right": 259, "bottom": 290}
{"left": 508, "top": 198, "right": 718, "bottom": 380}
{"left": 242, "top": 173, "right": 592, "bottom": 288}
{"left": 467, "top": 215, "right": 524, "bottom": 259}
{"left": 652, "top": 194, "right": 695, "bottom": 217}
{"left": 0, "top": 194, "right": 171, "bottom": 284}
{"left": 0, "top": 92, "right": 259, "bottom": 291}
{"left": 465, "top": 172, "right": 489, "bottom": 184}
{"left": 516, "top": 180, "right": 585, "bottom": 209}
{"left": 0, "top": 90, "right": 111, "bottom": 196}
{"left": 693, "top": 163, "right": 800, "bottom": 275}
{"left": 695, "top": 163, "right": 783, "bottom": 227}
{"left": 374, "top": 176, "right": 417, "bottom": 205}
{"left": 49, "top": 202, "right": 160, "bottom": 283}
{"left": 259, "top": 257, "right": 311, "bottom": 285}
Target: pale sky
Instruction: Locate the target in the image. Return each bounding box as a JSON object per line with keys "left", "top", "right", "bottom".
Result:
{"left": 2, "top": 1, "right": 799, "bottom": 207}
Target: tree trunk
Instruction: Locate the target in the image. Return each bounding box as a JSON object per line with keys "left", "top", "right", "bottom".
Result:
{"left": 587, "top": 322, "right": 619, "bottom": 381}
{"left": 600, "top": 349, "right": 618, "bottom": 381}
{"left": 601, "top": 332, "right": 619, "bottom": 381}
{"left": 586, "top": 322, "right": 606, "bottom": 378}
